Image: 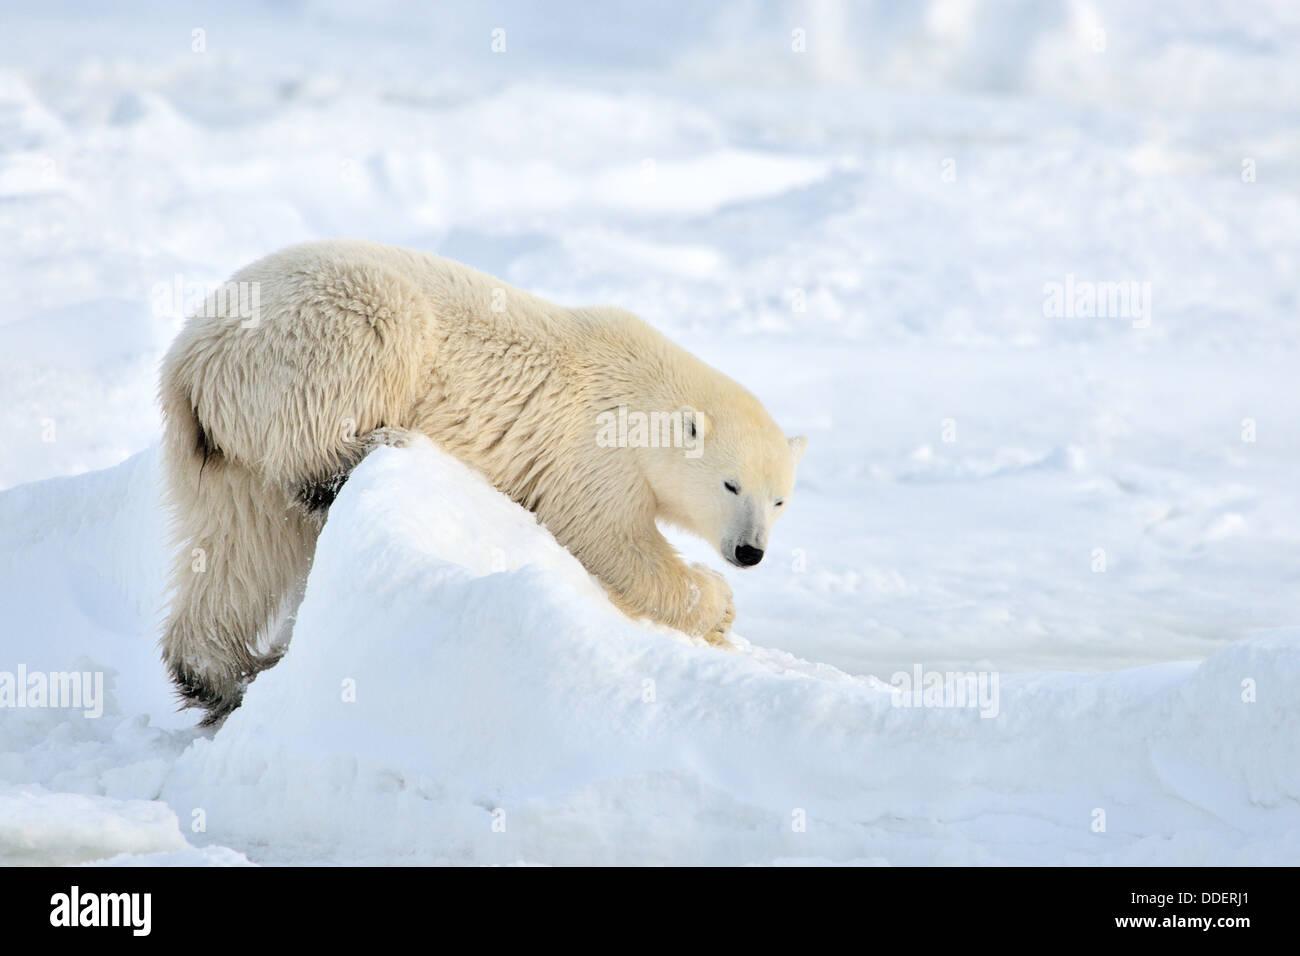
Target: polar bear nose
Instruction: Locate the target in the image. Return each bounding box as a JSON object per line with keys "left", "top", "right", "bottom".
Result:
{"left": 734, "top": 545, "right": 764, "bottom": 567}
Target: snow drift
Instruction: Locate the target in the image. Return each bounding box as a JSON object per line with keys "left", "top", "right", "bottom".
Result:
{"left": 1, "top": 440, "right": 1297, "bottom": 864}
{"left": 156, "top": 441, "right": 1300, "bottom": 864}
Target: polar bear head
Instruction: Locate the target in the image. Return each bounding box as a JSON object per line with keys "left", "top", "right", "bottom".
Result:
{"left": 635, "top": 389, "right": 807, "bottom": 569}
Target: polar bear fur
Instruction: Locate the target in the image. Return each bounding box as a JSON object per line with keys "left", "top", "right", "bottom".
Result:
{"left": 159, "top": 239, "right": 805, "bottom": 722}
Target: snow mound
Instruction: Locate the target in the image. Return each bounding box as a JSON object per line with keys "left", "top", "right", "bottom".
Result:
{"left": 157, "top": 439, "right": 1300, "bottom": 865}
{"left": 0, "top": 785, "right": 187, "bottom": 865}
{"left": 82, "top": 846, "right": 254, "bottom": 867}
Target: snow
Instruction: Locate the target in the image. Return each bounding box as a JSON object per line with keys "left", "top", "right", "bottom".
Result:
{"left": 1, "top": 0, "right": 1298, "bottom": 864}
{"left": 0, "top": 786, "right": 188, "bottom": 866}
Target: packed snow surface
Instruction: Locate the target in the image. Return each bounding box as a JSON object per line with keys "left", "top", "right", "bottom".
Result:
{"left": 1, "top": 0, "right": 1298, "bottom": 864}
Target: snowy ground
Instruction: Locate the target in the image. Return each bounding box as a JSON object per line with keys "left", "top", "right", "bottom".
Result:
{"left": 1, "top": 0, "right": 1298, "bottom": 865}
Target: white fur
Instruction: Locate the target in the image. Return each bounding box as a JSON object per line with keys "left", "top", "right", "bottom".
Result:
{"left": 159, "top": 239, "right": 805, "bottom": 721}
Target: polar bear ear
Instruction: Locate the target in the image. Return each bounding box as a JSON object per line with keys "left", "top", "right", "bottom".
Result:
{"left": 681, "top": 407, "right": 712, "bottom": 441}
{"left": 789, "top": 435, "right": 808, "bottom": 465}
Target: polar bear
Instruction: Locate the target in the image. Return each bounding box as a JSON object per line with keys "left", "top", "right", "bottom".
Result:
{"left": 159, "top": 239, "right": 806, "bottom": 723}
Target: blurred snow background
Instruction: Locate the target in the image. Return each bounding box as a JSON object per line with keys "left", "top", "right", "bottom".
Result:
{"left": 0, "top": 0, "right": 1298, "bottom": 864}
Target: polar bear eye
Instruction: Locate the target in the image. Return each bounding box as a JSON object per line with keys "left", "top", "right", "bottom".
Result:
{"left": 775, "top": 499, "right": 784, "bottom": 507}
{"left": 724, "top": 481, "right": 740, "bottom": 495}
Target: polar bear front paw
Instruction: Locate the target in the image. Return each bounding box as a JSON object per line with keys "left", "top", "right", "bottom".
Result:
{"left": 686, "top": 563, "right": 735, "bottom": 646}
{"left": 702, "top": 597, "right": 736, "bottom": 646}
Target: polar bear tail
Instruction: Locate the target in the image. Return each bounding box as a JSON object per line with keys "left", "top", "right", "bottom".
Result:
{"left": 158, "top": 372, "right": 318, "bottom": 725}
